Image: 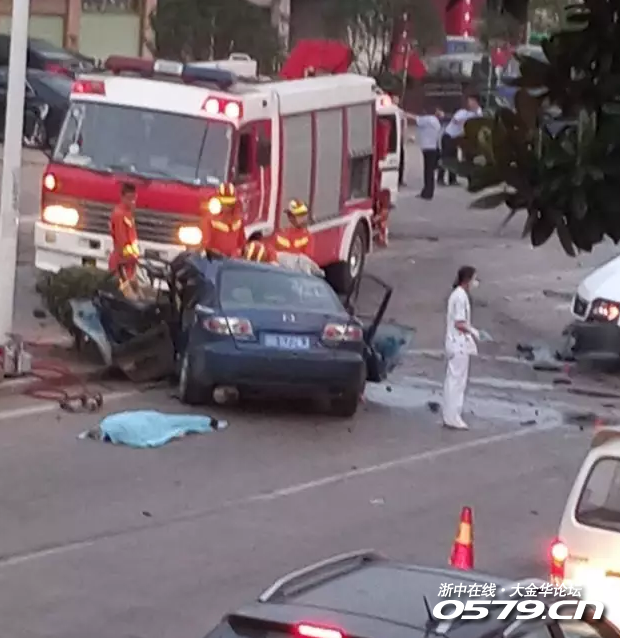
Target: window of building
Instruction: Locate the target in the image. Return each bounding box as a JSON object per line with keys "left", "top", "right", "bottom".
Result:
{"left": 81, "top": 0, "right": 139, "bottom": 12}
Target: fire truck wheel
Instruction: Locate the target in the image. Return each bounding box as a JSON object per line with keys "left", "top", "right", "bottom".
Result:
{"left": 179, "top": 351, "right": 210, "bottom": 406}
{"left": 326, "top": 223, "right": 368, "bottom": 294}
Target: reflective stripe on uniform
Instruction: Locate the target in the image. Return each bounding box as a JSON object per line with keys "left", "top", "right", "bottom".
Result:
{"left": 211, "top": 218, "right": 242, "bottom": 233}
{"left": 123, "top": 216, "right": 133, "bottom": 227}
{"left": 211, "top": 220, "right": 231, "bottom": 233}
{"left": 293, "top": 237, "right": 308, "bottom": 248}
{"left": 122, "top": 241, "right": 139, "bottom": 257}
{"left": 275, "top": 235, "right": 291, "bottom": 248}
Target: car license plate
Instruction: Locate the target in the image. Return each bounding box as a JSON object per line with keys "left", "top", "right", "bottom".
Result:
{"left": 264, "top": 334, "right": 310, "bottom": 349}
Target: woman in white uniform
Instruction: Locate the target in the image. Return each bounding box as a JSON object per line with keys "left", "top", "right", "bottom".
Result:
{"left": 442, "top": 265, "right": 490, "bottom": 430}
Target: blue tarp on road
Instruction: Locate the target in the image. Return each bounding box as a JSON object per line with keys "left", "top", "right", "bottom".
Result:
{"left": 96, "top": 410, "right": 228, "bottom": 448}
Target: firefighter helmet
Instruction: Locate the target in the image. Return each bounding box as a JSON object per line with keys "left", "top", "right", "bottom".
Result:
{"left": 287, "top": 199, "right": 308, "bottom": 216}
{"left": 217, "top": 182, "right": 236, "bottom": 205}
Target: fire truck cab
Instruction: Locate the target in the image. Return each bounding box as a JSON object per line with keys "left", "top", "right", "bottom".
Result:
{"left": 376, "top": 91, "right": 403, "bottom": 203}
{"left": 36, "top": 56, "right": 380, "bottom": 293}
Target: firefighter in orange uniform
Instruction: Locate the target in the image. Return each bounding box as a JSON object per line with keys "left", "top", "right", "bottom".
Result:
{"left": 272, "top": 199, "right": 314, "bottom": 257}
{"left": 200, "top": 183, "right": 246, "bottom": 258}
{"left": 109, "top": 182, "right": 140, "bottom": 280}
{"left": 243, "top": 232, "right": 278, "bottom": 264}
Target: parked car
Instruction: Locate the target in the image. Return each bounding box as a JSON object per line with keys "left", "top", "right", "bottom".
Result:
{"left": 203, "top": 550, "right": 617, "bottom": 638}
{"left": 0, "top": 36, "right": 95, "bottom": 77}
{"left": 0, "top": 68, "right": 71, "bottom": 149}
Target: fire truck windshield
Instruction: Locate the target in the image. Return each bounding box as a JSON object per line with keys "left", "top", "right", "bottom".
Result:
{"left": 53, "top": 102, "right": 232, "bottom": 186}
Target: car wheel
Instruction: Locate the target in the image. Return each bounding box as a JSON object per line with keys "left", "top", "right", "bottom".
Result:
{"left": 325, "top": 223, "right": 368, "bottom": 295}
{"left": 178, "top": 351, "right": 207, "bottom": 405}
{"left": 330, "top": 390, "right": 361, "bottom": 418}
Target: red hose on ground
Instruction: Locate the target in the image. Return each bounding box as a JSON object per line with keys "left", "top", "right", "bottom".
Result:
{"left": 17, "top": 341, "right": 104, "bottom": 412}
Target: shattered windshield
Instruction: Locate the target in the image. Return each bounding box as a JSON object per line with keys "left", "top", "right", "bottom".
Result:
{"left": 53, "top": 101, "right": 232, "bottom": 186}
{"left": 220, "top": 268, "right": 343, "bottom": 313}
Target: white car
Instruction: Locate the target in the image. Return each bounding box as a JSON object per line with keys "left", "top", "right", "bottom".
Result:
{"left": 567, "top": 255, "right": 620, "bottom": 359}
{"left": 552, "top": 427, "right": 620, "bottom": 629}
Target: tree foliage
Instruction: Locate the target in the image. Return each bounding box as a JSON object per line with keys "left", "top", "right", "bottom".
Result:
{"left": 150, "top": 0, "right": 283, "bottom": 74}
{"left": 528, "top": 0, "right": 572, "bottom": 32}
{"left": 448, "top": 0, "right": 620, "bottom": 255}
{"left": 326, "top": 0, "right": 445, "bottom": 76}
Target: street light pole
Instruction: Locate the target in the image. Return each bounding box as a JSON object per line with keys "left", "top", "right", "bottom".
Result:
{"left": 0, "top": 0, "right": 30, "bottom": 344}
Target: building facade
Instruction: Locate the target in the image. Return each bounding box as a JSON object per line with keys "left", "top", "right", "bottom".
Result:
{"left": 0, "top": 0, "right": 157, "bottom": 60}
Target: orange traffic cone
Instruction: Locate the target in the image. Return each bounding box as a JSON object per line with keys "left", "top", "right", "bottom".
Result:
{"left": 450, "top": 506, "right": 474, "bottom": 570}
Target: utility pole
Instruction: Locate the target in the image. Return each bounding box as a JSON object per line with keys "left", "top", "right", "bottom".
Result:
{"left": 0, "top": 0, "right": 30, "bottom": 346}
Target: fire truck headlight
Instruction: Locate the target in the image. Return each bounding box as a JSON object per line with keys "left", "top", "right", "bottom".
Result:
{"left": 178, "top": 225, "right": 202, "bottom": 246}
{"left": 42, "top": 205, "right": 79, "bottom": 227}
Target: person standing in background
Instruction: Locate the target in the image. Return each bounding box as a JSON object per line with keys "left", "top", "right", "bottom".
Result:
{"left": 437, "top": 95, "right": 482, "bottom": 186}
{"left": 442, "top": 265, "right": 492, "bottom": 430}
{"left": 412, "top": 106, "right": 443, "bottom": 200}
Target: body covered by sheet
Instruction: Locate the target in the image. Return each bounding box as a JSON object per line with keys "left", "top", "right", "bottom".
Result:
{"left": 86, "top": 410, "right": 228, "bottom": 448}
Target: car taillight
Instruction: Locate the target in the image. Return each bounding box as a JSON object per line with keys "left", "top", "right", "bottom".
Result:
{"left": 322, "top": 323, "right": 364, "bottom": 344}
{"left": 203, "top": 316, "right": 254, "bottom": 339}
{"left": 549, "top": 539, "right": 568, "bottom": 584}
{"left": 296, "top": 625, "right": 343, "bottom": 638}
{"left": 45, "top": 63, "right": 72, "bottom": 77}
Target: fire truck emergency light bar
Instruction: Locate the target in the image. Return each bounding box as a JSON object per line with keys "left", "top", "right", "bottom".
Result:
{"left": 101, "top": 55, "right": 237, "bottom": 90}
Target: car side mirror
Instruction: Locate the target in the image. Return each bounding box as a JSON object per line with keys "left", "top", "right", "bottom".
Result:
{"left": 257, "top": 139, "right": 271, "bottom": 167}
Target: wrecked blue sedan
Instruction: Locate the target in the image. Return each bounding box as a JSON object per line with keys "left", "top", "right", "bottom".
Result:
{"left": 70, "top": 253, "right": 412, "bottom": 418}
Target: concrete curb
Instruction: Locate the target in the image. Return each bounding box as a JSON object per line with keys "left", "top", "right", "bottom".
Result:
{"left": 0, "top": 363, "right": 107, "bottom": 400}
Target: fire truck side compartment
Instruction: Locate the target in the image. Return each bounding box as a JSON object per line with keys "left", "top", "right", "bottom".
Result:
{"left": 313, "top": 109, "right": 343, "bottom": 223}
{"left": 280, "top": 114, "right": 313, "bottom": 229}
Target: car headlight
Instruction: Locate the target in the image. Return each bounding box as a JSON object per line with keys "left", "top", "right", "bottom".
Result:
{"left": 42, "top": 205, "right": 79, "bottom": 227}
{"left": 589, "top": 298, "right": 620, "bottom": 322}
{"left": 178, "top": 225, "right": 202, "bottom": 246}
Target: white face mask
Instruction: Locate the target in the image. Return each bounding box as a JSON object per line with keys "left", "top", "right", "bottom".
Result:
{"left": 471, "top": 278, "right": 480, "bottom": 289}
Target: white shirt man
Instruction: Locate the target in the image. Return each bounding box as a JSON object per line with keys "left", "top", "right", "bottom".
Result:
{"left": 413, "top": 111, "right": 442, "bottom": 200}
{"left": 444, "top": 106, "right": 483, "bottom": 139}
{"left": 438, "top": 98, "right": 482, "bottom": 186}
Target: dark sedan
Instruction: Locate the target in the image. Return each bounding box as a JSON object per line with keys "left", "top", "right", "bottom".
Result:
{"left": 0, "top": 36, "right": 95, "bottom": 77}
{"left": 172, "top": 255, "right": 390, "bottom": 417}
{"left": 0, "top": 68, "right": 72, "bottom": 149}
{"left": 205, "top": 551, "right": 617, "bottom": 638}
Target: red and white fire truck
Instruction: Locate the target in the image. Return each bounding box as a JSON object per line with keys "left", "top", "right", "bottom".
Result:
{"left": 35, "top": 55, "right": 385, "bottom": 293}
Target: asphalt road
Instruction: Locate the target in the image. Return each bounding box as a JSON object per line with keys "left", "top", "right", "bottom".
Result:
{"left": 1, "top": 148, "right": 619, "bottom": 638}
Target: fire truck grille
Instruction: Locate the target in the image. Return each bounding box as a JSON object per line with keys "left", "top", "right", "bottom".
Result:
{"left": 79, "top": 203, "right": 198, "bottom": 245}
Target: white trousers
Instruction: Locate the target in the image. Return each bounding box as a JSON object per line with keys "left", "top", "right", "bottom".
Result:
{"left": 442, "top": 353, "right": 470, "bottom": 427}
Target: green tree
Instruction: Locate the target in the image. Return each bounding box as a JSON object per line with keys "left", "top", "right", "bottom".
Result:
{"left": 528, "top": 0, "right": 571, "bottom": 32}
{"left": 326, "top": 0, "right": 444, "bottom": 76}
{"left": 150, "top": 0, "right": 283, "bottom": 74}
{"left": 448, "top": 0, "right": 620, "bottom": 255}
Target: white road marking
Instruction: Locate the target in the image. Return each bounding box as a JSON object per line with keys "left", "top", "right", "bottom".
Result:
{"left": 395, "top": 374, "right": 555, "bottom": 393}
{"left": 0, "top": 389, "right": 139, "bottom": 423}
{"left": 0, "top": 418, "right": 564, "bottom": 569}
